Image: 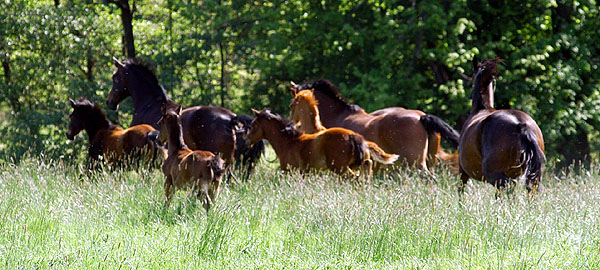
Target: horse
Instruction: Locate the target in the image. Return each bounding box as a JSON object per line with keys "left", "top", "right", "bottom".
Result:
{"left": 289, "top": 89, "right": 406, "bottom": 172}
{"left": 245, "top": 109, "right": 398, "bottom": 177}
{"left": 106, "top": 57, "right": 264, "bottom": 178}
{"left": 291, "top": 80, "right": 460, "bottom": 173}
{"left": 158, "top": 105, "right": 226, "bottom": 212}
{"left": 234, "top": 114, "right": 266, "bottom": 179}
{"left": 66, "top": 98, "right": 164, "bottom": 167}
{"left": 458, "top": 57, "right": 545, "bottom": 193}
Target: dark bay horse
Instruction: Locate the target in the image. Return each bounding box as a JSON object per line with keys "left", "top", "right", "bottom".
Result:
{"left": 292, "top": 80, "right": 459, "bottom": 172}
{"left": 106, "top": 58, "right": 263, "bottom": 176}
{"left": 459, "top": 57, "right": 545, "bottom": 193}
{"left": 66, "top": 98, "right": 164, "bottom": 167}
{"left": 159, "top": 105, "right": 226, "bottom": 212}
{"left": 245, "top": 109, "right": 398, "bottom": 177}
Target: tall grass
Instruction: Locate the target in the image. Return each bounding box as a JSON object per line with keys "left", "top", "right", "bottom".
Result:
{"left": 1, "top": 157, "right": 599, "bottom": 269}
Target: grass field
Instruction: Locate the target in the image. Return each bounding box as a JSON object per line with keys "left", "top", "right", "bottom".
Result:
{"left": 1, "top": 156, "right": 600, "bottom": 269}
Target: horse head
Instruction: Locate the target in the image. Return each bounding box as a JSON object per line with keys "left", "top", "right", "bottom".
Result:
{"left": 246, "top": 108, "right": 268, "bottom": 145}
{"left": 67, "top": 98, "right": 109, "bottom": 141}
{"left": 107, "top": 57, "right": 130, "bottom": 110}
{"left": 470, "top": 57, "right": 501, "bottom": 113}
{"left": 157, "top": 105, "right": 183, "bottom": 145}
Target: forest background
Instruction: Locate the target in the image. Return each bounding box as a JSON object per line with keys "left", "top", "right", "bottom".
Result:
{"left": 1, "top": 0, "right": 599, "bottom": 168}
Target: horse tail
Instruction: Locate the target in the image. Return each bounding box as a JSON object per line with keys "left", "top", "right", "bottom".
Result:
{"left": 146, "top": 130, "right": 161, "bottom": 165}
{"left": 366, "top": 141, "right": 398, "bottom": 164}
{"left": 519, "top": 124, "right": 545, "bottom": 191}
{"left": 349, "top": 135, "right": 367, "bottom": 167}
{"left": 420, "top": 114, "right": 460, "bottom": 148}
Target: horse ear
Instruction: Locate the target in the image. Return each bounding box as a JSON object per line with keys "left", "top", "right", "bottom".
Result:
{"left": 472, "top": 55, "right": 479, "bottom": 73}
{"left": 289, "top": 88, "right": 296, "bottom": 97}
{"left": 160, "top": 104, "right": 167, "bottom": 114}
{"left": 251, "top": 108, "right": 260, "bottom": 116}
{"left": 68, "top": 98, "right": 76, "bottom": 107}
{"left": 290, "top": 81, "right": 298, "bottom": 90}
{"left": 177, "top": 105, "right": 183, "bottom": 115}
{"left": 113, "top": 56, "right": 124, "bottom": 69}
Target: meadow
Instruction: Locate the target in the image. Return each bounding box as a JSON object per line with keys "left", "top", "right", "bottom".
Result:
{"left": 1, "top": 155, "right": 600, "bottom": 269}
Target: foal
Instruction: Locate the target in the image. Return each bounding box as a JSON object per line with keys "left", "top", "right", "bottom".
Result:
{"left": 66, "top": 98, "right": 163, "bottom": 167}
{"left": 246, "top": 109, "right": 398, "bottom": 176}
{"left": 290, "top": 89, "right": 401, "bottom": 172}
{"left": 158, "top": 106, "right": 226, "bottom": 212}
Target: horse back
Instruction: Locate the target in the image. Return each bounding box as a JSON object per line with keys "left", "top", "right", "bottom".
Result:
{"left": 179, "top": 106, "right": 236, "bottom": 163}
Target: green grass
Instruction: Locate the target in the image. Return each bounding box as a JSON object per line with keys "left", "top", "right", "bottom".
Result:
{"left": 1, "top": 157, "right": 600, "bottom": 269}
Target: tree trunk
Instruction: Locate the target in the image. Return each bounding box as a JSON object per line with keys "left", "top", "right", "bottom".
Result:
{"left": 1, "top": 53, "right": 20, "bottom": 112}
{"left": 111, "top": 0, "right": 136, "bottom": 58}
{"left": 219, "top": 42, "right": 226, "bottom": 107}
{"left": 85, "top": 55, "right": 95, "bottom": 82}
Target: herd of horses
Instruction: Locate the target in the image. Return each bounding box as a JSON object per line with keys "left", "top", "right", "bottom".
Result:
{"left": 66, "top": 56, "right": 545, "bottom": 211}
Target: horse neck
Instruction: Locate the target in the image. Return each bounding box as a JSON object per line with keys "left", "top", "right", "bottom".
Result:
{"left": 470, "top": 77, "right": 495, "bottom": 115}
{"left": 260, "top": 121, "right": 297, "bottom": 156}
{"left": 165, "top": 118, "right": 189, "bottom": 155}
{"left": 299, "top": 102, "right": 326, "bottom": 133}
{"left": 127, "top": 74, "right": 170, "bottom": 112}
{"left": 84, "top": 113, "right": 112, "bottom": 143}
{"left": 313, "top": 93, "right": 355, "bottom": 126}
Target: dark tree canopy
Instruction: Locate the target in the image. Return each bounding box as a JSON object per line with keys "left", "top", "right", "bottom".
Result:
{"left": 1, "top": 0, "right": 599, "bottom": 168}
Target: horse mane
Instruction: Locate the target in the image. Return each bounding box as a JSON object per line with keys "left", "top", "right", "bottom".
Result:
{"left": 299, "top": 80, "right": 361, "bottom": 112}
{"left": 256, "top": 109, "right": 303, "bottom": 138}
{"left": 123, "top": 58, "right": 168, "bottom": 98}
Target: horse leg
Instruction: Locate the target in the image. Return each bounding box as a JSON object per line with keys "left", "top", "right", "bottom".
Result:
{"left": 458, "top": 167, "right": 469, "bottom": 195}
{"left": 363, "top": 159, "right": 373, "bottom": 184}
{"left": 163, "top": 175, "right": 174, "bottom": 210}
{"left": 202, "top": 186, "right": 214, "bottom": 213}
{"left": 526, "top": 174, "right": 542, "bottom": 194}
{"left": 484, "top": 171, "right": 510, "bottom": 199}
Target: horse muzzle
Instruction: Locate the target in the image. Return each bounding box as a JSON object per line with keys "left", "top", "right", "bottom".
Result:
{"left": 106, "top": 100, "right": 119, "bottom": 111}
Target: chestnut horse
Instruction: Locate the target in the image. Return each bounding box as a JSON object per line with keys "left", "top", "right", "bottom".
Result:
{"left": 66, "top": 98, "right": 164, "bottom": 167}
{"left": 245, "top": 109, "right": 398, "bottom": 176}
{"left": 106, "top": 58, "right": 264, "bottom": 178}
{"left": 459, "top": 57, "right": 545, "bottom": 193}
{"left": 159, "top": 106, "right": 226, "bottom": 212}
{"left": 292, "top": 80, "right": 459, "bottom": 172}
{"left": 289, "top": 89, "right": 403, "bottom": 172}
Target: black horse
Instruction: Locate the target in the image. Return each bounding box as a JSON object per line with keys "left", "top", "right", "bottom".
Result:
{"left": 106, "top": 57, "right": 264, "bottom": 179}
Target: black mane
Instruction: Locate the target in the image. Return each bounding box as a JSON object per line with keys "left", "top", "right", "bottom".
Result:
{"left": 299, "top": 80, "right": 360, "bottom": 112}
{"left": 123, "top": 59, "right": 165, "bottom": 95}
{"left": 256, "top": 109, "right": 303, "bottom": 138}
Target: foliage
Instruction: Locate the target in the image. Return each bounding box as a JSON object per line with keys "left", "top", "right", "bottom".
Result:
{"left": 1, "top": 0, "right": 599, "bottom": 165}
